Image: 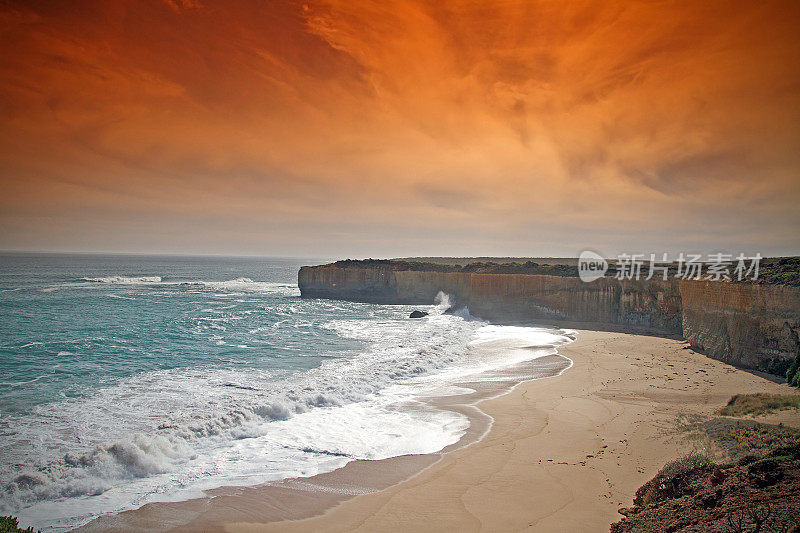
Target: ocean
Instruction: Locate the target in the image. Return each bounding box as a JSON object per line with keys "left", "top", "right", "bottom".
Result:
{"left": 0, "top": 253, "right": 573, "bottom": 530}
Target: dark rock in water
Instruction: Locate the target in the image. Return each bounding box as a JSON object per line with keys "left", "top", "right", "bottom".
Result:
{"left": 443, "top": 306, "right": 457, "bottom": 315}
{"left": 409, "top": 310, "right": 428, "bottom": 318}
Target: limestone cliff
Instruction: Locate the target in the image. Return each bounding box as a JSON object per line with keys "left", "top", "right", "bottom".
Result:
{"left": 298, "top": 263, "right": 800, "bottom": 370}
{"left": 679, "top": 280, "right": 800, "bottom": 369}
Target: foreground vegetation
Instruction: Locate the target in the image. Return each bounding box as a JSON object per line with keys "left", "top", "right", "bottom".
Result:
{"left": 0, "top": 516, "right": 35, "bottom": 533}
{"left": 613, "top": 419, "right": 800, "bottom": 532}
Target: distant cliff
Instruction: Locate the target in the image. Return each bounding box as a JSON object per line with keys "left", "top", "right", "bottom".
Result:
{"left": 299, "top": 260, "right": 800, "bottom": 372}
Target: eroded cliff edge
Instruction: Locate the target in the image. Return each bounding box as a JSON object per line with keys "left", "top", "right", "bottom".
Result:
{"left": 298, "top": 262, "right": 800, "bottom": 371}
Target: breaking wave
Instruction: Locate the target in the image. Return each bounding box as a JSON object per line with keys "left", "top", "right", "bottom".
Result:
{"left": 179, "top": 278, "right": 299, "bottom": 295}
{"left": 77, "top": 275, "right": 298, "bottom": 295}
{"left": 0, "top": 284, "right": 573, "bottom": 531}
{"left": 82, "top": 276, "right": 162, "bottom": 284}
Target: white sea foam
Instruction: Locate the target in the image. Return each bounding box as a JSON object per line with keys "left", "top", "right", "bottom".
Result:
{"left": 106, "top": 294, "right": 136, "bottom": 300}
{"left": 1, "top": 293, "right": 574, "bottom": 531}
{"left": 0, "top": 375, "right": 47, "bottom": 387}
{"left": 179, "top": 278, "right": 300, "bottom": 296}
{"left": 77, "top": 275, "right": 299, "bottom": 296}
{"left": 471, "top": 325, "right": 576, "bottom": 347}
{"left": 82, "top": 276, "right": 163, "bottom": 284}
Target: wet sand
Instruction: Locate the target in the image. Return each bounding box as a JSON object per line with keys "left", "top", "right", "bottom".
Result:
{"left": 78, "top": 345, "right": 572, "bottom": 532}
{"left": 223, "top": 330, "right": 799, "bottom": 533}
{"left": 79, "top": 330, "right": 800, "bottom": 532}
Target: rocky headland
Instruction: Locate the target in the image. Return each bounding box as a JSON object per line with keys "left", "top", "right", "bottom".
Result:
{"left": 299, "top": 258, "right": 800, "bottom": 377}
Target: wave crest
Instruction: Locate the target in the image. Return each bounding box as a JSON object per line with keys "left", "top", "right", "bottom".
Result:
{"left": 82, "top": 276, "right": 162, "bottom": 284}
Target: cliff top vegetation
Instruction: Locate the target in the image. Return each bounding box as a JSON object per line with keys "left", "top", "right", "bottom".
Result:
{"left": 324, "top": 257, "right": 800, "bottom": 286}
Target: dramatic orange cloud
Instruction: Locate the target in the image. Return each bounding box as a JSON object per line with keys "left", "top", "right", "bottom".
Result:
{"left": 1, "top": 0, "right": 799, "bottom": 257}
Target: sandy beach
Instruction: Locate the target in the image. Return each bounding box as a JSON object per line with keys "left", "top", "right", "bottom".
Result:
{"left": 76, "top": 328, "right": 800, "bottom": 533}
{"left": 220, "top": 329, "right": 799, "bottom": 533}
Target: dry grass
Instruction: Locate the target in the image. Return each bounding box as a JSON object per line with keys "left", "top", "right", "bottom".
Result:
{"left": 719, "top": 393, "right": 800, "bottom": 417}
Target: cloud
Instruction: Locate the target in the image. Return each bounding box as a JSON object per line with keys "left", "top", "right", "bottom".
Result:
{"left": 164, "top": 0, "right": 202, "bottom": 13}
{"left": 0, "top": 0, "right": 798, "bottom": 256}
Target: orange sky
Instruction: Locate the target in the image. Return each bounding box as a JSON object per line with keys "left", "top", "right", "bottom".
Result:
{"left": 1, "top": 0, "right": 799, "bottom": 257}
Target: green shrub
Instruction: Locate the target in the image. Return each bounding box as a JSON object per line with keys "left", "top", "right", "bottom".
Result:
{"left": 0, "top": 516, "right": 36, "bottom": 533}
{"left": 786, "top": 352, "right": 800, "bottom": 387}
{"left": 758, "top": 356, "right": 793, "bottom": 377}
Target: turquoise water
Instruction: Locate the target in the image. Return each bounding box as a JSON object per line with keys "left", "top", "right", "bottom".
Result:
{"left": 0, "top": 254, "right": 343, "bottom": 416}
{"left": 0, "top": 253, "right": 574, "bottom": 531}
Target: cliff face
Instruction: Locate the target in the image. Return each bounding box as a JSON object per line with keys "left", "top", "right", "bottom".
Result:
{"left": 298, "top": 264, "right": 800, "bottom": 370}
{"left": 679, "top": 280, "right": 800, "bottom": 368}
{"left": 297, "top": 265, "right": 684, "bottom": 332}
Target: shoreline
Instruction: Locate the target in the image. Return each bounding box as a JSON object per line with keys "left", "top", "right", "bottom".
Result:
{"left": 77, "top": 335, "right": 574, "bottom": 532}
{"left": 75, "top": 329, "right": 800, "bottom": 532}
{"left": 222, "top": 329, "right": 799, "bottom": 533}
